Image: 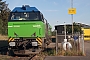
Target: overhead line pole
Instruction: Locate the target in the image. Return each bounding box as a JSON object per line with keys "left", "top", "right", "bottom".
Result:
{"left": 64, "top": 22, "right": 66, "bottom": 39}
{"left": 71, "top": 0, "right": 73, "bottom": 37}
{"left": 56, "top": 30, "right": 58, "bottom": 55}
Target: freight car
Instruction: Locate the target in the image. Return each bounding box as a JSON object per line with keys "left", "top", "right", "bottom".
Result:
{"left": 8, "top": 5, "right": 52, "bottom": 55}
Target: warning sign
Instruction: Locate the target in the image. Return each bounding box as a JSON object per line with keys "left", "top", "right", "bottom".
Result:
{"left": 68, "top": 8, "right": 76, "bottom": 14}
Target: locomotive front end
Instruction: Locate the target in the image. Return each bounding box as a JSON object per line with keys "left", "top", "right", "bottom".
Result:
{"left": 8, "top": 5, "right": 48, "bottom": 55}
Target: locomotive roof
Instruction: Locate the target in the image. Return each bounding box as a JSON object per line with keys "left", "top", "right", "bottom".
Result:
{"left": 12, "top": 5, "right": 40, "bottom": 12}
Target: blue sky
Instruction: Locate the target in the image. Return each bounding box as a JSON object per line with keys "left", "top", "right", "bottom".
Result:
{"left": 3, "top": 0, "right": 90, "bottom": 31}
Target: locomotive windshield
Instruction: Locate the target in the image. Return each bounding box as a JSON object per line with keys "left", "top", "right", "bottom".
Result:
{"left": 9, "top": 12, "right": 43, "bottom": 21}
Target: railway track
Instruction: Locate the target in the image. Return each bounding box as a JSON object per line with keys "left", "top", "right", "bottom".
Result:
{"left": 7, "top": 49, "right": 43, "bottom": 60}
{"left": 8, "top": 54, "right": 37, "bottom": 60}
{"left": 0, "top": 47, "right": 42, "bottom": 60}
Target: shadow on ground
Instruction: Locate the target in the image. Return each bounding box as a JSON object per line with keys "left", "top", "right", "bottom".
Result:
{"left": 0, "top": 40, "right": 8, "bottom": 55}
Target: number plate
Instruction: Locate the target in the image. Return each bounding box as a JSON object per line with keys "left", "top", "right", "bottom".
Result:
{"left": 32, "top": 42, "right": 38, "bottom": 46}
{"left": 9, "top": 42, "right": 15, "bottom": 46}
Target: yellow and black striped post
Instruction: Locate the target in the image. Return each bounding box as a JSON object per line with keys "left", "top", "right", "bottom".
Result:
{"left": 8, "top": 37, "right": 14, "bottom": 42}
{"left": 36, "top": 37, "right": 42, "bottom": 46}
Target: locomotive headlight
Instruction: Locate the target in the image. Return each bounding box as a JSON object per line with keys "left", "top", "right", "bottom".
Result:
{"left": 32, "top": 42, "right": 38, "bottom": 46}
{"left": 9, "top": 42, "right": 15, "bottom": 46}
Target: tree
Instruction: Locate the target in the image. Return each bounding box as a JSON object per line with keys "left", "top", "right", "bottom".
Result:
{"left": 51, "top": 30, "right": 56, "bottom": 36}
{"left": 0, "top": 19, "right": 2, "bottom": 34}
{"left": 66, "top": 22, "right": 82, "bottom": 34}
{"left": 73, "top": 22, "right": 81, "bottom": 33}
{"left": 0, "top": 0, "right": 10, "bottom": 35}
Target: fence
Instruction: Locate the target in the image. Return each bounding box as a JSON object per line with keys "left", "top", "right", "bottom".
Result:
{"left": 55, "top": 30, "right": 85, "bottom": 56}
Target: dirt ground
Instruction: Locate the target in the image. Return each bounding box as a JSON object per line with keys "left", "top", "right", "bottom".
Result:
{"left": 0, "top": 34, "right": 8, "bottom": 40}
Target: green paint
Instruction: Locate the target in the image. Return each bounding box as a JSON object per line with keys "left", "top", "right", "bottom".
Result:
{"left": 8, "top": 21, "right": 45, "bottom": 38}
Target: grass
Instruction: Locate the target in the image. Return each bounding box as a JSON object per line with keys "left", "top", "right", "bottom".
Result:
{"left": 57, "top": 47, "right": 84, "bottom": 56}
{"left": 37, "top": 48, "right": 56, "bottom": 56}
{"left": 0, "top": 55, "right": 11, "bottom": 60}
{"left": 33, "top": 48, "right": 56, "bottom": 60}
{"left": 63, "top": 50, "right": 83, "bottom": 56}
{"left": 37, "top": 43, "right": 84, "bottom": 59}
{"left": 57, "top": 40, "right": 84, "bottom": 56}
{"left": 43, "top": 48, "right": 56, "bottom": 56}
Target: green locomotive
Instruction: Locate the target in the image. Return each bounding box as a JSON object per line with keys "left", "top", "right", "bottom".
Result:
{"left": 8, "top": 5, "right": 52, "bottom": 55}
